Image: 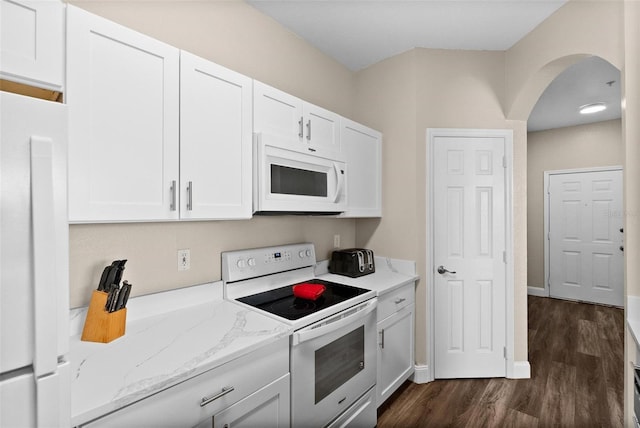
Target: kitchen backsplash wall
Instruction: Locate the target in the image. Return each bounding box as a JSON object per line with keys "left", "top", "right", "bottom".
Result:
{"left": 70, "top": 217, "right": 356, "bottom": 308}
{"left": 67, "top": 0, "right": 359, "bottom": 308}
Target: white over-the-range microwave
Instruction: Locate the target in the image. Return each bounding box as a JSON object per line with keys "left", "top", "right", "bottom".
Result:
{"left": 253, "top": 133, "right": 347, "bottom": 214}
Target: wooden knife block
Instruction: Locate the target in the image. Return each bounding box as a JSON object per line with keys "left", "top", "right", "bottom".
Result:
{"left": 81, "top": 290, "right": 127, "bottom": 343}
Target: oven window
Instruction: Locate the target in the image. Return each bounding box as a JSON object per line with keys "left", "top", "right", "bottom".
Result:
{"left": 271, "top": 165, "right": 327, "bottom": 197}
{"left": 315, "top": 326, "right": 365, "bottom": 404}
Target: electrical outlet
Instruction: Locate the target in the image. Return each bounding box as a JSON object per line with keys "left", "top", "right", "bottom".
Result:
{"left": 333, "top": 234, "right": 341, "bottom": 248}
{"left": 178, "top": 249, "right": 191, "bottom": 271}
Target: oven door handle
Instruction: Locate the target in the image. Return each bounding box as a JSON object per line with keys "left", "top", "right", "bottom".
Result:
{"left": 292, "top": 299, "right": 377, "bottom": 346}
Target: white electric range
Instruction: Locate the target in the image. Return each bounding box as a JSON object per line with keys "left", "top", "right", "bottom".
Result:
{"left": 222, "top": 243, "right": 377, "bottom": 428}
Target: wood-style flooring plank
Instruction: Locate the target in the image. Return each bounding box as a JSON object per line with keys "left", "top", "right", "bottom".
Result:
{"left": 377, "top": 296, "right": 623, "bottom": 428}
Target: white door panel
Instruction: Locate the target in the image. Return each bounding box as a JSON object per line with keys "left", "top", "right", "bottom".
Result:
{"left": 548, "top": 169, "right": 623, "bottom": 306}
{"left": 433, "top": 135, "right": 506, "bottom": 379}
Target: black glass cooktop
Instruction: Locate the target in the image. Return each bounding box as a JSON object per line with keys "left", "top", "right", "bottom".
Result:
{"left": 237, "top": 279, "right": 370, "bottom": 320}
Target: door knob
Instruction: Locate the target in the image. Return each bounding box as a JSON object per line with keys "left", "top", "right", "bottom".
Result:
{"left": 437, "top": 265, "right": 456, "bottom": 275}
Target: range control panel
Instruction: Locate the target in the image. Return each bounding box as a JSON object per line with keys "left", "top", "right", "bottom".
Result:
{"left": 222, "top": 243, "right": 316, "bottom": 283}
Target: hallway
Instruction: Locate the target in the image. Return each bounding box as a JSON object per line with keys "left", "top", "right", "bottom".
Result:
{"left": 377, "top": 296, "right": 624, "bottom": 427}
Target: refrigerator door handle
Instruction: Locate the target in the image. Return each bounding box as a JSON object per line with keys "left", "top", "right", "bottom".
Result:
{"left": 30, "top": 137, "right": 59, "bottom": 377}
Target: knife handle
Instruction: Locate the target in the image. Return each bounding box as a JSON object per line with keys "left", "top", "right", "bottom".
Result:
{"left": 116, "top": 281, "right": 131, "bottom": 311}
{"left": 97, "top": 265, "right": 111, "bottom": 291}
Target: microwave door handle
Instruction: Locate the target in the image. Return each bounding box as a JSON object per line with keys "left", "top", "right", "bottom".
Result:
{"left": 292, "top": 300, "right": 376, "bottom": 345}
{"left": 332, "top": 162, "right": 345, "bottom": 203}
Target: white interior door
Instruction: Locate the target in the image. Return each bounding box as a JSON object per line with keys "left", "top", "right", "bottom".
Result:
{"left": 433, "top": 134, "right": 507, "bottom": 379}
{"left": 547, "top": 168, "right": 623, "bottom": 307}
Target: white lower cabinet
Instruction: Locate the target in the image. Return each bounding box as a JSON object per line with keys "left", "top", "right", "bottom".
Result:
{"left": 200, "top": 374, "right": 289, "bottom": 428}
{"left": 79, "top": 338, "right": 289, "bottom": 428}
{"left": 376, "top": 283, "right": 415, "bottom": 407}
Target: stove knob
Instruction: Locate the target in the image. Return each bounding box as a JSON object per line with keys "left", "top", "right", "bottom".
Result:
{"left": 247, "top": 258, "right": 256, "bottom": 267}
{"left": 236, "top": 259, "right": 246, "bottom": 268}
{"left": 305, "top": 249, "right": 312, "bottom": 257}
{"left": 299, "top": 250, "right": 306, "bottom": 258}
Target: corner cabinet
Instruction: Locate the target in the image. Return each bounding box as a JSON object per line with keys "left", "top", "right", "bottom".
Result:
{"left": 179, "top": 51, "right": 252, "bottom": 220}
{"left": 254, "top": 80, "right": 341, "bottom": 159}
{"left": 0, "top": 0, "right": 65, "bottom": 90}
{"left": 340, "top": 119, "right": 382, "bottom": 217}
{"left": 66, "top": 5, "right": 180, "bottom": 222}
{"left": 376, "top": 283, "right": 415, "bottom": 407}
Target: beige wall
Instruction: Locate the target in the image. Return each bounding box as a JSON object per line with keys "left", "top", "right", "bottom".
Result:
{"left": 67, "top": 0, "right": 357, "bottom": 308}
{"left": 527, "top": 120, "right": 623, "bottom": 290}
{"left": 353, "top": 48, "right": 526, "bottom": 365}
{"left": 353, "top": 0, "right": 626, "bottom": 369}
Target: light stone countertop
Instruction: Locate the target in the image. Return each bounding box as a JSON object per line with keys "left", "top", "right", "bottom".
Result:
{"left": 69, "top": 282, "right": 291, "bottom": 426}
{"left": 69, "top": 257, "right": 417, "bottom": 426}
{"left": 628, "top": 295, "right": 640, "bottom": 347}
{"left": 316, "top": 256, "right": 419, "bottom": 296}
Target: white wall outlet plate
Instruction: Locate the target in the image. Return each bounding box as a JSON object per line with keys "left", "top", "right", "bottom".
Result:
{"left": 178, "top": 249, "right": 191, "bottom": 271}
{"left": 333, "top": 234, "right": 341, "bottom": 248}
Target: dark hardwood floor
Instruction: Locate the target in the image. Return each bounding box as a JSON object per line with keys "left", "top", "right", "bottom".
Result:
{"left": 377, "top": 296, "right": 624, "bottom": 427}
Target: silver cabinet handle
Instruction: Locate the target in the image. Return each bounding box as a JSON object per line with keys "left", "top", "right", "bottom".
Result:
{"left": 170, "top": 180, "right": 176, "bottom": 211}
{"left": 437, "top": 265, "right": 456, "bottom": 275}
{"left": 394, "top": 298, "right": 406, "bottom": 304}
{"left": 298, "top": 117, "right": 303, "bottom": 138}
{"left": 200, "top": 386, "right": 234, "bottom": 407}
{"left": 187, "top": 181, "right": 193, "bottom": 211}
{"left": 306, "top": 119, "right": 311, "bottom": 141}
{"left": 380, "top": 329, "right": 385, "bottom": 349}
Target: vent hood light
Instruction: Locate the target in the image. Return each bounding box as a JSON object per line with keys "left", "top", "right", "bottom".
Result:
{"left": 579, "top": 102, "right": 607, "bottom": 114}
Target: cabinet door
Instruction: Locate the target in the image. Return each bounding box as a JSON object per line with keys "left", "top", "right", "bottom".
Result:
{"left": 0, "top": 0, "right": 64, "bottom": 90}
{"left": 212, "top": 374, "right": 290, "bottom": 428}
{"left": 303, "top": 102, "right": 341, "bottom": 158}
{"left": 340, "top": 119, "right": 382, "bottom": 217}
{"left": 66, "top": 5, "right": 179, "bottom": 222}
{"left": 253, "top": 80, "right": 303, "bottom": 144}
{"left": 180, "top": 51, "right": 252, "bottom": 220}
{"left": 377, "top": 304, "right": 414, "bottom": 407}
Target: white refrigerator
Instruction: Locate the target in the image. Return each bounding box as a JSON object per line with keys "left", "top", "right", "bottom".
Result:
{"left": 0, "top": 91, "right": 70, "bottom": 427}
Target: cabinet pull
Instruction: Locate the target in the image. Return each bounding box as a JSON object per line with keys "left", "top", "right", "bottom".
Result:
{"left": 394, "top": 298, "right": 406, "bottom": 304}
{"left": 306, "top": 119, "right": 311, "bottom": 141}
{"left": 200, "top": 386, "right": 235, "bottom": 407}
{"left": 380, "top": 329, "right": 385, "bottom": 349}
{"left": 170, "top": 180, "right": 176, "bottom": 211}
{"left": 187, "top": 181, "right": 193, "bottom": 211}
{"left": 298, "top": 117, "right": 303, "bottom": 139}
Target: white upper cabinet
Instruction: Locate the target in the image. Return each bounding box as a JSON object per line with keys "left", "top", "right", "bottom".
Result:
{"left": 66, "top": 5, "right": 180, "bottom": 222}
{"left": 340, "top": 119, "right": 382, "bottom": 217}
{"left": 179, "top": 51, "right": 252, "bottom": 220}
{"left": 0, "top": 0, "right": 64, "bottom": 90}
{"left": 254, "top": 81, "right": 341, "bottom": 159}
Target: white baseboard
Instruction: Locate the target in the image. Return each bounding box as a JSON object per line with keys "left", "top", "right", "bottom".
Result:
{"left": 411, "top": 364, "right": 432, "bottom": 384}
{"left": 527, "top": 286, "right": 547, "bottom": 297}
{"left": 507, "top": 360, "right": 531, "bottom": 379}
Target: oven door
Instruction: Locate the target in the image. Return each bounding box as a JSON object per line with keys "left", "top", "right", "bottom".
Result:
{"left": 291, "top": 299, "right": 377, "bottom": 428}
{"left": 254, "top": 133, "right": 347, "bottom": 214}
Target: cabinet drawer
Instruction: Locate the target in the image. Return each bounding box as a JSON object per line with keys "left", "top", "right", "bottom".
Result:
{"left": 82, "top": 338, "right": 288, "bottom": 428}
{"left": 377, "top": 284, "right": 415, "bottom": 321}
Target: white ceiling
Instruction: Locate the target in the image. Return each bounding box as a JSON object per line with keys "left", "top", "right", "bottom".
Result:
{"left": 527, "top": 56, "right": 621, "bottom": 132}
{"left": 247, "top": 0, "right": 621, "bottom": 131}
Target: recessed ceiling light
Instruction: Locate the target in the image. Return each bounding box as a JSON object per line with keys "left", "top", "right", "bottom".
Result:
{"left": 579, "top": 102, "right": 607, "bottom": 114}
